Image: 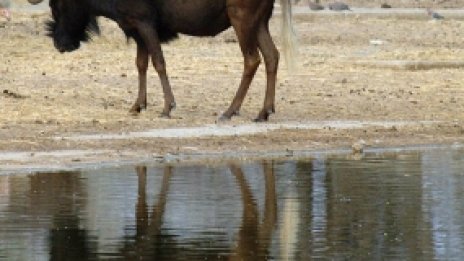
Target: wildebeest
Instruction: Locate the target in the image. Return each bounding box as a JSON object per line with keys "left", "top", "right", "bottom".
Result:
{"left": 27, "top": 0, "right": 297, "bottom": 122}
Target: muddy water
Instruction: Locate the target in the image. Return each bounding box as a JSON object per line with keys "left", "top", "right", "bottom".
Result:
{"left": 0, "top": 148, "right": 464, "bottom": 260}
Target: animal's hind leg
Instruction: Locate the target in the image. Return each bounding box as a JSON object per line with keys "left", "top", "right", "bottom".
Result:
{"left": 255, "top": 23, "right": 279, "bottom": 122}
{"left": 151, "top": 46, "right": 176, "bottom": 118}
{"left": 130, "top": 44, "right": 149, "bottom": 115}
{"left": 220, "top": 7, "right": 261, "bottom": 121}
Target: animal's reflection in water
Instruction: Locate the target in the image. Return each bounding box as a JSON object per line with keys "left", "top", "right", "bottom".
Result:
{"left": 122, "top": 162, "right": 277, "bottom": 260}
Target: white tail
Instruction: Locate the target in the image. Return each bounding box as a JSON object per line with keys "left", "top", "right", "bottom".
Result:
{"left": 279, "top": 0, "right": 298, "bottom": 72}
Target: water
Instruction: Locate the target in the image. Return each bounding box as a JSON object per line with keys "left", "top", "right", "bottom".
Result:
{"left": 1, "top": 148, "right": 464, "bottom": 260}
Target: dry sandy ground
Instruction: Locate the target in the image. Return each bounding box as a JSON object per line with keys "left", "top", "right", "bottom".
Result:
{"left": 1, "top": 9, "right": 464, "bottom": 172}
{"left": 297, "top": 0, "right": 464, "bottom": 9}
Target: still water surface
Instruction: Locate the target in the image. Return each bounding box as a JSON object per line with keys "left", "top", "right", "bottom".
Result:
{"left": 1, "top": 148, "right": 464, "bottom": 260}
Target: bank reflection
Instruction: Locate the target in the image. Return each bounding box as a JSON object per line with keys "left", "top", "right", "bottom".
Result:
{"left": 1, "top": 150, "right": 464, "bottom": 260}
{"left": 0, "top": 171, "right": 95, "bottom": 260}
{"left": 420, "top": 149, "right": 464, "bottom": 259}
{"left": 323, "top": 154, "right": 434, "bottom": 260}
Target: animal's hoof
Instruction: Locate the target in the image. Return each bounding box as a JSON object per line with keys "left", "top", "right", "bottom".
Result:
{"left": 218, "top": 109, "right": 239, "bottom": 122}
{"left": 253, "top": 108, "right": 274, "bottom": 122}
{"left": 129, "top": 103, "right": 146, "bottom": 115}
{"left": 129, "top": 108, "right": 141, "bottom": 115}
{"left": 253, "top": 117, "right": 268, "bottom": 123}
{"left": 217, "top": 114, "right": 231, "bottom": 123}
{"left": 159, "top": 102, "right": 176, "bottom": 119}
{"left": 160, "top": 112, "right": 171, "bottom": 119}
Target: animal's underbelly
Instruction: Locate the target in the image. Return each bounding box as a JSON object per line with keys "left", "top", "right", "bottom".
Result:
{"left": 160, "top": 0, "right": 231, "bottom": 36}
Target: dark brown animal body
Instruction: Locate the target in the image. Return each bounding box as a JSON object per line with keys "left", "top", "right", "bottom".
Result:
{"left": 28, "top": 0, "right": 296, "bottom": 121}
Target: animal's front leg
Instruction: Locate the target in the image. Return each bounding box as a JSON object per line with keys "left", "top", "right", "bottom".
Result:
{"left": 130, "top": 44, "right": 149, "bottom": 115}
{"left": 137, "top": 24, "right": 176, "bottom": 118}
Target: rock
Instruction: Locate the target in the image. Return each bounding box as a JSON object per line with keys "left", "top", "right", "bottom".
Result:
{"left": 328, "top": 2, "right": 351, "bottom": 11}
{"left": 426, "top": 8, "right": 444, "bottom": 20}
{"left": 308, "top": 1, "right": 324, "bottom": 11}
